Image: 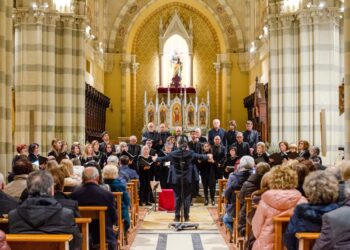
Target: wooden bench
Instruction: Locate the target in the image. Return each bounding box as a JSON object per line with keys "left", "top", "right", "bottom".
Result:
{"left": 245, "top": 197, "right": 252, "bottom": 240}
{"left": 273, "top": 216, "right": 290, "bottom": 250}
{"left": 234, "top": 191, "right": 244, "bottom": 249}
{"left": 130, "top": 179, "right": 139, "bottom": 221}
{"left": 79, "top": 206, "right": 108, "bottom": 250}
{"left": 217, "top": 179, "right": 228, "bottom": 218}
{"left": 112, "top": 192, "right": 124, "bottom": 249}
{"left": 0, "top": 217, "right": 91, "bottom": 250}
{"left": 6, "top": 234, "right": 73, "bottom": 250}
{"left": 296, "top": 232, "right": 320, "bottom": 250}
{"left": 127, "top": 182, "right": 136, "bottom": 228}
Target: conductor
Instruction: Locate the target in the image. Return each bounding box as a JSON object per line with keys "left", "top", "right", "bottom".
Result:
{"left": 152, "top": 140, "right": 213, "bottom": 222}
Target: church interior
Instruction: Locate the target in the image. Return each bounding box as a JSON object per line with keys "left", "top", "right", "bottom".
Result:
{"left": 0, "top": 0, "right": 350, "bottom": 249}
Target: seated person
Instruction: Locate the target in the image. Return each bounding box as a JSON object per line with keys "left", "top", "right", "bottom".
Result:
{"left": 313, "top": 180, "right": 350, "bottom": 249}
{"left": 284, "top": 171, "right": 339, "bottom": 250}
{"left": 4, "top": 158, "right": 33, "bottom": 199}
{"left": 9, "top": 171, "right": 81, "bottom": 250}
{"left": 252, "top": 165, "right": 307, "bottom": 250}
{"left": 103, "top": 165, "right": 131, "bottom": 234}
{"left": 0, "top": 230, "right": 10, "bottom": 250}
{"left": 60, "top": 159, "right": 81, "bottom": 191}
{"left": 119, "top": 155, "right": 139, "bottom": 183}
{"left": 0, "top": 173, "right": 18, "bottom": 233}
{"left": 71, "top": 167, "right": 117, "bottom": 250}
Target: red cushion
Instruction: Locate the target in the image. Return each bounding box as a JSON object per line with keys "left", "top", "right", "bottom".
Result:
{"left": 158, "top": 189, "right": 175, "bottom": 211}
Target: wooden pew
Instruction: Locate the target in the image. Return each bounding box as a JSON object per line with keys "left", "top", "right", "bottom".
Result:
{"left": 245, "top": 197, "right": 252, "bottom": 240}
{"left": 127, "top": 182, "right": 136, "bottom": 228}
{"left": 112, "top": 192, "right": 124, "bottom": 249}
{"left": 273, "top": 216, "right": 290, "bottom": 250}
{"left": 234, "top": 190, "right": 244, "bottom": 249}
{"left": 79, "top": 206, "right": 108, "bottom": 250}
{"left": 130, "top": 179, "right": 139, "bottom": 221}
{"left": 296, "top": 232, "right": 320, "bottom": 250}
{"left": 6, "top": 234, "right": 72, "bottom": 250}
{"left": 0, "top": 218, "right": 91, "bottom": 250}
{"left": 217, "top": 179, "right": 228, "bottom": 218}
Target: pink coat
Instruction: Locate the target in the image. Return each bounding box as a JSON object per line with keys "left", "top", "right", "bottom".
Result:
{"left": 252, "top": 189, "right": 307, "bottom": 250}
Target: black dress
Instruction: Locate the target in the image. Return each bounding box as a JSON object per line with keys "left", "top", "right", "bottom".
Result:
{"left": 223, "top": 156, "right": 239, "bottom": 178}
{"left": 198, "top": 151, "right": 216, "bottom": 202}
{"left": 137, "top": 155, "right": 154, "bottom": 204}
{"left": 212, "top": 144, "right": 226, "bottom": 179}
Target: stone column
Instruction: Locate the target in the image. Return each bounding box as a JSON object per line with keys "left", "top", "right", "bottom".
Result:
{"left": 131, "top": 58, "right": 140, "bottom": 130}
{"left": 221, "top": 59, "right": 232, "bottom": 126}
{"left": 345, "top": 1, "right": 350, "bottom": 159}
{"left": 120, "top": 55, "right": 131, "bottom": 136}
{"left": 213, "top": 62, "right": 221, "bottom": 119}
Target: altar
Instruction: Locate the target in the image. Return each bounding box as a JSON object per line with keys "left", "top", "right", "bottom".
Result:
{"left": 144, "top": 85, "right": 210, "bottom": 132}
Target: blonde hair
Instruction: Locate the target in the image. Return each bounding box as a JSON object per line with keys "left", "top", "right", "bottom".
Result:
{"left": 339, "top": 161, "right": 350, "bottom": 181}
{"left": 269, "top": 165, "right": 298, "bottom": 190}
{"left": 60, "top": 159, "right": 74, "bottom": 176}
{"left": 260, "top": 170, "right": 274, "bottom": 189}
{"left": 256, "top": 142, "right": 266, "bottom": 152}
{"left": 83, "top": 144, "right": 95, "bottom": 158}
{"left": 303, "top": 171, "right": 339, "bottom": 204}
{"left": 102, "top": 164, "right": 119, "bottom": 179}
{"left": 141, "top": 145, "right": 150, "bottom": 157}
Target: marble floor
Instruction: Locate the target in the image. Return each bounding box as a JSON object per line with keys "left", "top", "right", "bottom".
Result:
{"left": 129, "top": 204, "right": 231, "bottom": 250}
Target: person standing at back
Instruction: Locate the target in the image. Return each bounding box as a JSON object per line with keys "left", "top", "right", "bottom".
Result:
{"left": 208, "top": 119, "right": 226, "bottom": 146}
{"left": 243, "top": 120, "right": 259, "bottom": 155}
{"left": 225, "top": 120, "right": 238, "bottom": 151}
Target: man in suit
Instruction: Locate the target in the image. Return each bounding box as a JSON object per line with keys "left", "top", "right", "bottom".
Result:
{"left": 152, "top": 141, "right": 213, "bottom": 222}
{"left": 159, "top": 123, "right": 172, "bottom": 147}
{"left": 99, "top": 131, "right": 114, "bottom": 152}
{"left": 142, "top": 122, "right": 161, "bottom": 150}
{"left": 232, "top": 132, "right": 250, "bottom": 158}
{"left": 0, "top": 173, "right": 17, "bottom": 233}
{"left": 243, "top": 120, "right": 259, "bottom": 155}
{"left": 188, "top": 130, "right": 203, "bottom": 201}
{"left": 127, "top": 135, "right": 141, "bottom": 170}
{"left": 71, "top": 167, "right": 117, "bottom": 250}
{"left": 208, "top": 119, "right": 226, "bottom": 146}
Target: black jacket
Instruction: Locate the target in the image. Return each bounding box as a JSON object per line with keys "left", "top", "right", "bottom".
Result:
{"left": 225, "top": 130, "right": 238, "bottom": 149}
{"left": 71, "top": 182, "right": 116, "bottom": 246}
{"left": 243, "top": 130, "right": 259, "bottom": 149}
{"left": 156, "top": 149, "right": 208, "bottom": 185}
{"left": 9, "top": 196, "right": 81, "bottom": 250}
{"left": 232, "top": 142, "right": 250, "bottom": 158}
{"left": 0, "top": 191, "right": 18, "bottom": 233}
{"left": 54, "top": 191, "right": 80, "bottom": 218}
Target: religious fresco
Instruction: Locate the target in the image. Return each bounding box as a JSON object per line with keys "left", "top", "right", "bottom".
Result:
{"left": 171, "top": 103, "right": 182, "bottom": 127}
{"left": 145, "top": 102, "right": 155, "bottom": 124}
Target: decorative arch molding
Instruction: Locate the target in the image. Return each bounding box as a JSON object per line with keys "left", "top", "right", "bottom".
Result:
{"left": 107, "top": 0, "right": 245, "bottom": 53}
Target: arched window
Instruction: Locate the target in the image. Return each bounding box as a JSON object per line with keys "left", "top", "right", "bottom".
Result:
{"left": 162, "top": 34, "right": 190, "bottom": 87}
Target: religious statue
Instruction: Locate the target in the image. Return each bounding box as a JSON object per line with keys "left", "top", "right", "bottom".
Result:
{"left": 171, "top": 53, "right": 182, "bottom": 87}
{"left": 188, "top": 106, "right": 195, "bottom": 126}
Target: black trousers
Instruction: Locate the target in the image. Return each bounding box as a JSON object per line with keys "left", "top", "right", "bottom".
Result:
{"left": 201, "top": 173, "right": 216, "bottom": 201}
{"left": 140, "top": 171, "right": 151, "bottom": 203}
{"left": 172, "top": 182, "right": 192, "bottom": 219}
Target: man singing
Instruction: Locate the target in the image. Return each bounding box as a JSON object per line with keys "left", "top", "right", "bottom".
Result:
{"left": 152, "top": 140, "right": 213, "bottom": 222}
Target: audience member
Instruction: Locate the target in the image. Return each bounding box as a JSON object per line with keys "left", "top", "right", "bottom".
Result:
{"left": 9, "top": 170, "right": 81, "bottom": 250}
{"left": 119, "top": 155, "right": 139, "bottom": 184}
{"left": 226, "top": 156, "right": 255, "bottom": 187}
{"left": 251, "top": 165, "right": 307, "bottom": 250}
{"left": 291, "top": 163, "right": 309, "bottom": 196}
{"left": 284, "top": 171, "right": 339, "bottom": 250}
{"left": 0, "top": 173, "right": 17, "bottom": 233}
{"left": 46, "top": 159, "right": 59, "bottom": 171}
{"left": 103, "top": 165, "right": 131, "bottom": 233}
{"left": 4, "top": 159, "right": 33, "bottom": 199}
{"left": 71, "top": 167, "right": 117, "bottom": 250}
{"left": 0, "top": 230, "right": 10, "bottom": 250}
{"left": 60, "top": 159, "right": 81, "bottom": 189}
{"left": 313, "top": 180, "right": 350, "bottom": 249}
{"left": 288, "top": 144, "right": 298, "bottom": 153}
{"left": 326, "top": 163, "right": 347, "bottom": 204}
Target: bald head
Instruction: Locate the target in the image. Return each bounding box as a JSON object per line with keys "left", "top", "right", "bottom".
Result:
{"left": 147, "top": 122, "right": 155, "bottom": 132}
{"left": 129, "top": 135, "right": 137, "bottom": 145}
{"left": 83, "top": 167, "right": 99, "bottom": 184}
{"left": 213, "top": 119, "right": 220, "bottom": 129}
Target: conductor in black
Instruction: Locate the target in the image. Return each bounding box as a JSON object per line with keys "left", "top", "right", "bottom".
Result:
{"left": 153, "top": 140, "right": 213, "bottom": 222}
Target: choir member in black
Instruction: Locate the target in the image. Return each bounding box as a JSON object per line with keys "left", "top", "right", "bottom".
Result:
{"left": 81, "top": 143, "right": 99, "bottom": 165}
{"left": 157, "top": 143, "right": 173, "bottom": 189}
{"left": 188, "top": 130, "right": 202, "bottom": 199}
{"left": 12, "top": 144, "right": 28, "bottom": 168}
{"left": 174, "top": 126, "right": 189, "bottom": 144}
{"left": 142, "top": 122, "right": 161, "bottom": 151}
{"left": 128, "top": 135, "right": 141, "bottom": 171}
{"left": 47, "top": 138, "right": 62, "bottom": 159}
{"left": 298, "top": 140, "right": 310, "bottom": 160}
{"left": 99, "top": 131, "right": 114, "bottom": 152}
{"left": 243, "top": 120, "right": 259, "bottom": 155}
{"left": 195, "top": 128, "right": 207, "bottom": 143}
{"left": 166, "top": 136, "right": 177, "bottom": 150}
{"left": 279, "top": 141, "right": 289, "bottom": 159}
{"left": 232, "top": 132, "right": 250, "bottom": 158}
{"left": 159, "top": 123, "right": 171, "bottom": 147}
{"left": 145, "top": 139, "right": 157, "bottom": 156}
{"left": 198, "top": 142, "right": 216, "bottom": 205}
{"left": 212, "top": 136, "right": 226, "bottom": 184}
{"left": 223, "top": 146, "right": 239, "bottom": 178}
{"left": 208, "top": 119, "right": 226, "bottom": 146}
{"left": 268, "top": 141, "right": 289, "bottom": 166}
{"left": 68, "top": 144, "right": 82, "bottom": 160}
{"left": 116, "top": 142, "right": 129, "bottom": 158}
{"left": 253, "top": 142, "right": 269, "bottom": 164}
{"left": 90, "top": 140, "right": 102, "bottom": 163}
{"left": 225, "top": 120, "right": 238, "bottom": 151}
{"left": 99, "top": 142, "right": 115, "bottom": 169}
{"left": 28, "top": 143, "right": 40, "bottom": 163}
{"left": 58, "top": 141, "right": 70, "bottom": 162}
{"left": 310, "top": 146, "right": 322, "bottom": 165}
{"left": 137, "top": 146, "right": 154, "bottom": 206}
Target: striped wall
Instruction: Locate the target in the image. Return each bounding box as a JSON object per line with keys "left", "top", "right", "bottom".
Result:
{"left": 13, "top": 7, "right": 85, "bottom": 155}
{"left": 345, "top": 1, "right": 350, "bottom": 160}
{"left": 0, "top": 0, "right": 13, "bottom": 175}
{"left": 268, "top": 3, "right": 344, "bottom": 164}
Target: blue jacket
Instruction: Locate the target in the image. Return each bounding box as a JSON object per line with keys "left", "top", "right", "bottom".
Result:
{"left": 156, "top": 149, "right": 208, "bottom": 185}
{"left": 119, "top": 165, "right": 139, "bottom": 183}
{"left": 104, "top": 178, "right": 131, "bottom": 229}
{"left": 284, "top": 203, "right": 339, "bottom": 250}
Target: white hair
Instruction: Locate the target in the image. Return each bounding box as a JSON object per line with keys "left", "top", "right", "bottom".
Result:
{"left": 141, "top": 145, "right": 150, "bottom": 157}
{"left": 107, "top": 155, "right": 119, "bottom": 166}
{"left": 83, "top": 167, "right": 99, "bottom": 182}
{"left": 238, "top": 156, "right": 255, "bottom": 171}
{"left": 102, "top": 164, "right": 118, "bottom": 179}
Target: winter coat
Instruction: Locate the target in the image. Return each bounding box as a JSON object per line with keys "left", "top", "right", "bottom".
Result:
{"left": 284, "top": 203, "right": 339, "bottom": 250}
{"left": 4, "top": 175, "right": 28, "bottom": 199}
{"left": 252, "top": 189, "right": 307, "bottom": 250}
{"left": 9, "top": 196, "right": 81, "bottom": 250}
{"left": 313, "top": 198, "right": 350, "bottom": 250}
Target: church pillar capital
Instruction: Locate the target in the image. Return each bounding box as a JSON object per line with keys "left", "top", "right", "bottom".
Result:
{"left": 120, "top": 61, "right": 131, "bottom": 75}
{"left": 213, "top": 63, "right": 221, "bottom": 74}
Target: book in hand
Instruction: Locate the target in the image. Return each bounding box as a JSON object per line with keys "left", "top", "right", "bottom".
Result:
{"left": 139, "top": 157, "right": 154, "bottom": 166}
{"left": 287, "top": 152, "right": 299, "bottom": 160}
{"left": 121, "top": 150, "right": 135, "bottom": 160}
{"left": 225, "top": 166, "right": 235, "bottom": 171}
{"left": 255, "top": 156, "right": 267, "bottom": 164}
{"left": 268, "top": 153, "right": 284, "bottom": 166}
